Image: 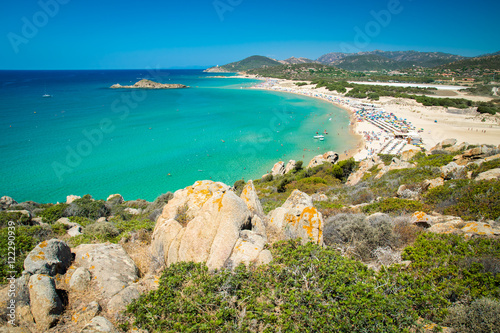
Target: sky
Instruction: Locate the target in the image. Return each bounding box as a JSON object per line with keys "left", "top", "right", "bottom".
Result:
{"left": 1, "top": 0, "right": 499, "bottom": 69}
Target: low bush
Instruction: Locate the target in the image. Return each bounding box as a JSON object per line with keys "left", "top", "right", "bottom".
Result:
{"left": 323, "top": 213, "right": 397, "bottom": 261}
{"left": 51, "top": 222, "right": 69, "bottom": 236}
{"left": 233, "top": 179, "right": 246, "bottom": 196}
{"left": 84, "top": 221, "right": 120, "bottom": 239}
{"left": 444, "top": 298, "right": 500, "bottom": 333}
{"left": 411, "top": 152, "right": 454, "bottom": 168}
{"left": 38, "top": 203, "right": 68, "bottom": 223}
{"left": 472, "top": 158, "right": 500, "bottom": 178}
{"left": 0, "top": 225, "right": 54, "bottom": 282}
{"left": 424, "top": 179, "right": 500, "bottom": 220}
{"left": 0, "top": 211, "right": 31, "bottom": 227}
{"left": 401, "top": 233, "right": 500, "bottom": 321}
{"left": 362, "top": 198, "right": 427, "bottom": 215}
{"left": 65, "top": 195, "right": 110, "bottom": 220}
{"left": 126, "top": 240, "right": 419, "bottom": 332}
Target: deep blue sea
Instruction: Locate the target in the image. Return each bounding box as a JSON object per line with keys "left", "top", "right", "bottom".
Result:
{"left": 0, "top": 70, "right": 356, "bottom": 203}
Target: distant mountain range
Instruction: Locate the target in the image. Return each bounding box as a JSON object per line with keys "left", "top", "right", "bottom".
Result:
{"left": 205, "top": 50, "right": 499, "bottom": 72}
{"left": 436, "top": 54, "right": 500, "bottom": 71}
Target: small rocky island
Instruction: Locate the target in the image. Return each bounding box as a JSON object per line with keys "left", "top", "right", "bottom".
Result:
{"left": 110, "top": 79, "right": 188, "bottom": 89}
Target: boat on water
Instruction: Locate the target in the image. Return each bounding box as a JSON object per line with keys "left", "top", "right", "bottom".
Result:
{"left": 314, "top": 135, "right": 325, "bottom": 139}
{"left": 42, "top": 94, "right": 52, "bottom": 98}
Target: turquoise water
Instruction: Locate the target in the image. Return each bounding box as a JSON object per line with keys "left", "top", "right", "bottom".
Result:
{"left": 0, "top": 70, "right": 356, "bottom": 203}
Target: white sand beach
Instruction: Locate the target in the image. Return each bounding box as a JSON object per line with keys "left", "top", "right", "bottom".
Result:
{"left": 249, "top": 78, "right": 500, "bottom": 161}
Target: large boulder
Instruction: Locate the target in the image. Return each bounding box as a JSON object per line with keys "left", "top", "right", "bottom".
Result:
{"left": 28, "top": 274, "right": 63, "bottom": 330}
{"left": 375, "top": 159, "right": 416, "bottom": 179}
{"left": 71, "top": 301, "right": 101, "bottom": 326}
{"left": 462, "top": 222, "right": 500, "bottom": 236}
{"left": 397, "top": 184, "right": 421, "bottom": 200}
{"left": 69, "top": 267, "right": 91, "bottom": 292}
{"left": 24, "top": 239, "right": 72, "bottom": 276}
{"left": 66, "top": 195, "right": 81, "bottom": 204}
{"left": 440, "top": 162, "right": 466, "bottom": 180}
{"left": 73, "top": 243, "right": 139, "bottom": 299}
{"left": 430, "top": 139, "right": 457, "bottom": 152}
{"left": 227, "top": 231, "right": 270, "bottom": 268}
{"left": 151, "top": 181, "right": 270, "bottom": 271}
{"left": 271, "top": 161, "right": 286, "bottom": 176}
{"left": 476, "top": 168, "right": 500, "bottom": 181}
{"left": 267, "top": 190, "right": 323, "bottom": 245}
{"left": 422, "top": 178, "right": 444, "bottom": 191}
{"left": 400, "top": 149, "right": 420, "bottom": 162}
{"left": 240, "top": 180, "right": 264, "bottom": 218}
{"left": 346, "top": 156, "right": 380, "bottom": 186}
{"left": 284, "top": 160, "right": 297, "bottom": 174}
{"left": 106, "top": 194, "right": 124, "bottom": 204}
{"left": 307, "top": 151, "right": 339, "bottom": 168}
{"left": 0, "top": 196, "right": 17, "bottom": 210}
{"left": 107, "top": 285, "right": 140, "bottom": 314}
{"left": 81, "top": 316, "right": 118, "bottom": 333}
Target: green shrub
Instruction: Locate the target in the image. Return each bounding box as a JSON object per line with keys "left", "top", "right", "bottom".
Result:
{"left": 0, "top": 225, "right": 54, "bottom": 282}
{"left": 330, "top": 165, "right": 343, "bottom": 180}
{"left": 38, "top": 203, "right": 68, "bottom": 223}
{"left": 84, "top": 222, "right": 119, "bottom": 240}
{"left": 66, "top": 195, "right": 110, "bottom": 219}
{"left": 298, "top": 177, "right": 326, "bottom": 185}
{"left": 261, "top": 174, "right": 273, "bottom": 182}
{"left": 233, "top": 179, "right": 246, "bottom": 196}
{"left": 411, "top": 152, "right": 454, "bottom": 167}
{"left": 424, "top": 179, "right": 500, "bottom": 220}
{"left": 127, "top": 240, "right": 419, "bottom": 332}
{"left": 401, "top": 233, "right": 500, "bottom": 321}
{"left": 145, "top": 192, "right": 174, "bottom": 213}
{"left": 51, "top": 223, "right": 68, "bottom": 236}
{"left": 294, "top": 160, "right": 303, "bottom": 172}
{"left": 323, "top": 213, "right": 397, "bottom": 261}
{"left": 379, "top": 154, "right": 396, "bottom": 166}
{"left": 472, "top": 158, "right": 500, "bottom": 178}
{"left": 68, "top": 216, "right": 94, "bottom": 227}
{"left": 444, "top": 298, "right": 500, "bottom": 333}
{"left": 0, "top": 211, "right": 31, "bottom": 227}
{"left": 362, "top": 198, "right": 427, "bottom": 215}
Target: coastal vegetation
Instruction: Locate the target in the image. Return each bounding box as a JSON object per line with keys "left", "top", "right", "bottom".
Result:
{"left": 125, "top": 233, "right": 500, "bottom": 332}
{"left": 1, "top": 142, "right": 499, "bottom": 332}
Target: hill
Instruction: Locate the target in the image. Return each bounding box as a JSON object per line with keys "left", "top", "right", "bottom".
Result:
{"left": 247, "top": 63, "right": 349, "bottom": 80}
{"left": 278, "top": 56, "right": 317, "bottom": 65}
{"left": 205, "top": 55, "right": 281, "bottom": 72}
{"left": 438, "top": 54, "right": 500, "bottom": 71}
{"left": 317, "top": 50, "right": 465, "bottom": 71}
{"left": 332, "top": 54, "right": 402, "bottom": 71}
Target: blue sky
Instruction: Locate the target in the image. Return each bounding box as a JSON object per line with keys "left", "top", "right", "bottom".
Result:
{"left": 1, "top": 0, "right": 499, "bottom": 69}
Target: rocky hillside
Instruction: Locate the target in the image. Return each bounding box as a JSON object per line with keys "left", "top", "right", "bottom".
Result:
{"left": 278, "top": 56, "right": 318, "bottom": 65}
{"left": 1, "top": 140, "right": 499, "bottom": 332}
{"left": 317, "top": 50, "right": 466, "bottom": 71}
{"left": 204, "top": 55, "right": 282, "bottom": 72}
{"left": 438, "top": 54, "right": 500, "bottom": 71}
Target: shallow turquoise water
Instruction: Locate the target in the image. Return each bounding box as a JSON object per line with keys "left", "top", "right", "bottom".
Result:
{"left": 0, "top": 70, "right": 356, "bottom": 203}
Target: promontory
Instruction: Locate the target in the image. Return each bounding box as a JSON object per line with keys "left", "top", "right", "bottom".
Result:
{"left": 110, "top": 79, "right": 188, "bottom": 89}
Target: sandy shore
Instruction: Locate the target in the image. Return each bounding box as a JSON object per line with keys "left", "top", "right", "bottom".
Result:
{"left": 249, "top": 78, "right": 500, "bottom": 161}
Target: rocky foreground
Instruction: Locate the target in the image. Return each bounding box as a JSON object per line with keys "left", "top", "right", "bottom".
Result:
{"left": 1, "top": 139, "right": 499, "bottom": 332}
{"left": 110, "top": 79, "right": 188, "bottom": 89}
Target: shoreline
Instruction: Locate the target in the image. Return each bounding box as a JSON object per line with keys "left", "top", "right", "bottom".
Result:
{"left": 245, "top": 76, "right": 500, "bottom": 161}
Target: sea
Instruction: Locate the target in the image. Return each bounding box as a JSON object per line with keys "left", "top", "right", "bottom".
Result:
{"left": 0, "top": 69, "right": 357, "bottom": 203}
